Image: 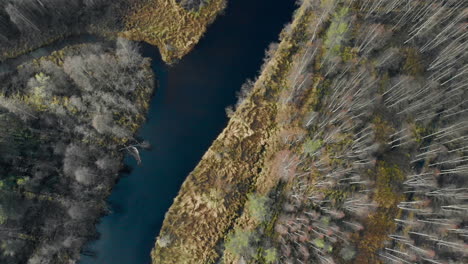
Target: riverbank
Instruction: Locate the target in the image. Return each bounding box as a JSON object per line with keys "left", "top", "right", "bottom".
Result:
{"left": 152, "top": 0, "right": 468, "bottom": 263}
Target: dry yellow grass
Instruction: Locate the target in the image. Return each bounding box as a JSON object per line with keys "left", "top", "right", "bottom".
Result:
{"left": 122, "top": 0, "right": 226, "bottom": 63}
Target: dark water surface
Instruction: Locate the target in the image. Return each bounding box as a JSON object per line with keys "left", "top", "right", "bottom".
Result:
{"left": 80, "top": 0, "right": 296, "bottom": 263}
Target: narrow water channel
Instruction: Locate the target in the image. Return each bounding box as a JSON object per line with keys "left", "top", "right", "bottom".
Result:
{"left": 80, "top": 0, "right": 296, "bottom": 263}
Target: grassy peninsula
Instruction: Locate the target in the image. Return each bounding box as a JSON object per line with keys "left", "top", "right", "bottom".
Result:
{"left": 153, "top": 0, "right": 468, "bottom": 263}
{"left": 0, "top": 0, "right": 226, "bottom": 63}
{"left": 123, "top": 0, "right": 227, "bottom": 63}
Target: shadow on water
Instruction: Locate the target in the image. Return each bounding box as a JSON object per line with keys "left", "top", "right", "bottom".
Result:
{"left": 79, "top": 0, "right": 296, "bottom": 263}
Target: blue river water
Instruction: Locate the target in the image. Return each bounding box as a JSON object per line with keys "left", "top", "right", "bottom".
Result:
{"left": 80, "top": 1, "right": 296, "bottom": 263}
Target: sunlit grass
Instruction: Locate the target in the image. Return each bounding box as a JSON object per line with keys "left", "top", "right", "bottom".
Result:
{"left": 123, "top": 0, "right": 226, "bottom": 63}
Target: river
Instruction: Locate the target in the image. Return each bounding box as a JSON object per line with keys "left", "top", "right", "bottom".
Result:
{"left": 79, "top": 0, "right": 296, "bottom": 263}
